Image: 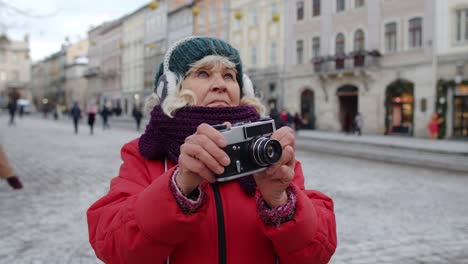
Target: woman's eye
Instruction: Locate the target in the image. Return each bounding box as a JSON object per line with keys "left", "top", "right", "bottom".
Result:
{"left": 197, "top": 71, "right": 209, "bottom": 78}
{"left": 224, "top": 73, "right": 234, "bottom": 80}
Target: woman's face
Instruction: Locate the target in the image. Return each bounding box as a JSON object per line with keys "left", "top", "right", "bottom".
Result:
{"left": 181, "top": 63, "right": 240, "bottom": 107}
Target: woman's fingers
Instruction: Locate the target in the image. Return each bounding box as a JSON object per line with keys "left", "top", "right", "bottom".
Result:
{"left": 178, "top": 153, "right": 217, "bottom": 183}
{"left": 271, "top": 126, "right": 295, "bottom": 149}
{"left": 180, "top": 142, "right": 226, "bottom": 175}
{"left": 265, "top": 146, "right": 294, "bottom": 175}
{"left": 195, "top": 123, "right": 227, "bottom": 148}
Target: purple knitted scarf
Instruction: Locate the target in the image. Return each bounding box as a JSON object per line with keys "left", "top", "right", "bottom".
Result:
{"left": 139, "top": 105, "right": 260, "bottom": 195}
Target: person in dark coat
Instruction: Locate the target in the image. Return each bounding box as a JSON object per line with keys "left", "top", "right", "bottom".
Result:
{"left": 100, "top": 105, "right": 111, "bottom": 130}
{"left": 132, "top": 104, "right": 143, "bottom": 131}
{"left": 70, "top": 102, "right": 82, "bottom": 134}
{"left": 87, "top": 103, "right": 98, "bottom": 135}
{"left": 269, "top": 108, "right": 285, "bottom": 128}
{"left": 7, "top": 99, "right": 17, "bottom": 126}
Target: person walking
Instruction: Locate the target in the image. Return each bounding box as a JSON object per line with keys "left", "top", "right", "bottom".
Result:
{"left": 87, "top": 36, "right": 336, "bottom": 264}
{"left": 293, "top": 112, "right": 303, "bottom": 131}
{"left": 427, "top": 112, "right": 443, "bottom": 139}
{"left": 132, "top": 104, "right": 144, "bottom": 131}
{"left": 353, "top": 112, "right": 364, "bottom": 136}
{"left": 70, "top": 102, "right": 82, "bottom": 134}
{"left": 7, "top": 99, "right": 17, "bottom": 126}
{"left": 100, "top": 104, "right": 111, "bottom": 130}
{"left": 87, "top": 103, "right": 98, "bottom": 135}
{"left": 0, "top": 145, "right": 23, "bottom": 190}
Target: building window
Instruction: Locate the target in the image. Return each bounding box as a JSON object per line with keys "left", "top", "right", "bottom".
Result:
{"left": 385, "top": 22, "right": 397, "bottom": 52}
{"left": 355, "top": 0, "right": 365, "bottom": 8}
{"left": 271, "top": 2, "right": 278, "bottom": 17}
{"left": 198, "top": 7, "right": 205, "bottom": 29}
{"left": 313, "top": 0, "right": 321, "bottom": 17}
{"left": 11, "top": 70, "right": 19, "bottom": 82}
{"left": 0, "top": 71, "right": 6, "bottom": 81}
{"left": 335, "top": 33, "right": 345, "bottom": 55}
{"left": 270, "top": 41, "right": 277, "bottom": 65}
{"left": 354, "top": 29, "right": 365, "bottom": 51}
{"left": 251, "top": 45, "right": 257, "bottom": 66}
{"left": 250, "top": 9, "right": 258, "bottom": 26}
{"left": 456, "top": 9, "right": 468, "bottom": 43}
{"left": 296, "top": 40, "right": 304, "bottom": 64}
{"left": 409, "top": 17, "right": 422, "bottom": 48}
{"left": 235, "top": 16, "right": 241, "bottom": 31}
{"left": 336, "top": 0, "right": 345, "bottom": 12}
{"left": 312, "top": 37, "right": 320, "bottom": 58}
{"left": 0, "top": 51, "right": 4, "bottom": 63}
{"left": 297, "top": 1, "right": 304, "bottom": 21}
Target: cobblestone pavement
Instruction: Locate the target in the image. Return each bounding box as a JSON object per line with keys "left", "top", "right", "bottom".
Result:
{"left": 1, "top": 115, "right": 468, "bottom": 264}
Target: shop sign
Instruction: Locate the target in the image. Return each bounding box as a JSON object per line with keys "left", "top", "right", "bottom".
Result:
{"left": 457, "top": 85, "right": 468, "bottom": 95}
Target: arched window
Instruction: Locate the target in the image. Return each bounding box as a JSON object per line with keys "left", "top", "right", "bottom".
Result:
{"left": 335, "top": 33, "right": 345, "bottom": 55}
{"left": 354, "top": 29, "right": 365, "bottom": 51}
{"left": 385, "top": 22, "right": 397, "bottom": 52}
{"left": 409, "top": 17, "right": 422, "bottom": 48}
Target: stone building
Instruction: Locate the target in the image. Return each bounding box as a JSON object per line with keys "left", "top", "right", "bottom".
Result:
{"left": 284, "top": 0, "right": 437, "bottom": 137}
{"left": 229, "top": 0, "right": 285, "bottom": 110}
{"left": 0, "top": 34, "right": 31, "bottom": 106}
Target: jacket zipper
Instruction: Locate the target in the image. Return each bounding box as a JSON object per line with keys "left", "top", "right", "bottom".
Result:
{"left": 212, "top": 183, "right": 227, "bottom": 264}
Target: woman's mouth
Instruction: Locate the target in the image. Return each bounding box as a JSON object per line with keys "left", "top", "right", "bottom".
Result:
{"left": 207, "top": 100, "right": 229, "bottom": 107}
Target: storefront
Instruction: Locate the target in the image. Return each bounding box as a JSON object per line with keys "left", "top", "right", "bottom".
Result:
{"left": 385, "top": 80, "right": 414, "bottom": 135}
{"left": 453, "top": 85, "right": 468, "bottom": 138}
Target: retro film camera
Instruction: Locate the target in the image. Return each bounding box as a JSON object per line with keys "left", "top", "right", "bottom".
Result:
{"left": 213, "top": 117, "right": 282, "bottom": 182}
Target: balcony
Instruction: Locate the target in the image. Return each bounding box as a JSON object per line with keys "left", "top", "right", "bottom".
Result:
{"left": 312, "top": 50, "right": 381, "bottom": 77}
{"left": 83, "top": 67, "right": 100, "bottom": 78}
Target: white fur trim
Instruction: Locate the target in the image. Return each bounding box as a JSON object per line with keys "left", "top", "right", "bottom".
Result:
{"left": 165, "top": 71, "right": 178, "bottom": 98}
{"left": 242, "top": 73, "right": 255, "bottom": 97}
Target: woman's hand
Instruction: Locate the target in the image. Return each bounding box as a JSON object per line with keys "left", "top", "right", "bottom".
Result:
{"left": 176, "top": 123, "right": 231, "bottom": 195}
{"left": 254, "top": 126, "right": 296, "bottom": 208}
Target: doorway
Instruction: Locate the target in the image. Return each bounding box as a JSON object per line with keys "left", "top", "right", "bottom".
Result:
{"left": 300, "top": 89, "right": 315, "bottom": 129}
{"left": 337, "top": 85, "right": 358, "bottom": 133}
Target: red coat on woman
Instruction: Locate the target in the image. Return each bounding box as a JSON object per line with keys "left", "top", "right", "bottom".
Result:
{"left": 87, "top": 139, "right": 337, "bottom": 264}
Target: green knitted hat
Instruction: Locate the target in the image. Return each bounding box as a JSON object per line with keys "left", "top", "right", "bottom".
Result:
{"left": 154, "top": 36, "right": 255, "bottom": 102}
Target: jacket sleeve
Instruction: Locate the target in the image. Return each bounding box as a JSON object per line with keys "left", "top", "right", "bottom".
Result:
{"left": 260, "top": 161, "right": 337, "bottom": 264}
{"left": 86, "top": 141, "right": 209, "bottom": 264}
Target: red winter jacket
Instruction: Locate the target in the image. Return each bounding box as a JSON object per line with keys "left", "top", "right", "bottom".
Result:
{"left": 87, "top": 139, "right": 337, "bottom": 264}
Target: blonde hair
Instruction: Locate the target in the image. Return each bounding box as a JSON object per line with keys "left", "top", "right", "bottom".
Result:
{"left": 145, "top": 55, "right": 266, "bottom": 117}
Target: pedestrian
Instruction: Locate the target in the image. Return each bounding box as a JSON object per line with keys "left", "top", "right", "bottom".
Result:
{"left": 427, "top": 112, "right": 443, "bottom": 139}
{"left": 293, "top": 112, "right": 303, "bottom": 131}
{"left": 0, "top": 145, "right": 23, "bottom": 190}
{"left": 353, "top": 112, "right": 364, "bottom": 136}
{"left": 7, "top": 99, "right": 17, "bottom": 126}
{"left": 269, "top": 107, "right": 286, "bottom": 128}
{"left": 87, "top": 103, "right": 98, "bottom": 135}
{"left": 100, "top": 104, "right": 111, "bottom": 130}
{"left": 87, "top": 36, "right": 336, "bottom": 264}
{"left": 132, "top": 104, "right": 144, "bottom": 131}
{"left": 70, "top": 101, "right": 82, "bottom": 134}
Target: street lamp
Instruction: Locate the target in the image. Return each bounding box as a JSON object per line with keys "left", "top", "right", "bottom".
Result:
{"left": 148, "top": 0, "right": 158, "bottom": 10}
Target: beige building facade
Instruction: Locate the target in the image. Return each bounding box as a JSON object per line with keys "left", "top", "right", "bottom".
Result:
{"left": 229, "top": 0, "right": 285, "bottom": 110}
{"left": 284, "top": 0, "right": 437, "bottom": 137}
{"left": 194, "top": 0, "right": 229, "bottom": 40}
{"left": 0, "top": 34, "right": 31, "bottom": 105}
{"left": 435, "top": 0, "right": 468, "bottom": 138}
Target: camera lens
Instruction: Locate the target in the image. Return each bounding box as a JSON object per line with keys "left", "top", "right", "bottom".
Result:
{"left": 249, "top": 137, "right": 282, "bottom": 167}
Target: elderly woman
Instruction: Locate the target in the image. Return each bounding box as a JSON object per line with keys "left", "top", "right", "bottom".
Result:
{"left": 87, "top": 37, "right": 336, "bottom": 264}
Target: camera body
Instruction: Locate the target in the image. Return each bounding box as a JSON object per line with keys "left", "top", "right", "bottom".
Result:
{"left": 214, "top": 117, "right": 282, "bottom": 182}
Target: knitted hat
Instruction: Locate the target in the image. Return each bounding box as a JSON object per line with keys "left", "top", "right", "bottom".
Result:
{"left": 154, "top": 36, "right": 255, "bottom": 102}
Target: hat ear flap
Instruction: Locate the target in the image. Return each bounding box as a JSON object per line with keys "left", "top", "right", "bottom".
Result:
{"left": 242, "top": 73, "right": 255, "bottom": 98}
{"left": 155, "top": 70, "right": 178, "bottom": 102}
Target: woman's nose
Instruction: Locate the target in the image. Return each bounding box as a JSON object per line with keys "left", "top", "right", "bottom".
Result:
{"left": 210, "top": 74, "right": 227, "bottom": 92}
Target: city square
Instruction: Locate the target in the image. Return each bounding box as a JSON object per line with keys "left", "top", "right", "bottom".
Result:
{"left": 1, "top": 115, "right": 467, "bottom": 263}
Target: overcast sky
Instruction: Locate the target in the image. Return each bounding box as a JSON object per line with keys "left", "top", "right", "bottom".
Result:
{"left": 6, "top": 0, "right": 150, "bottom": 62}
